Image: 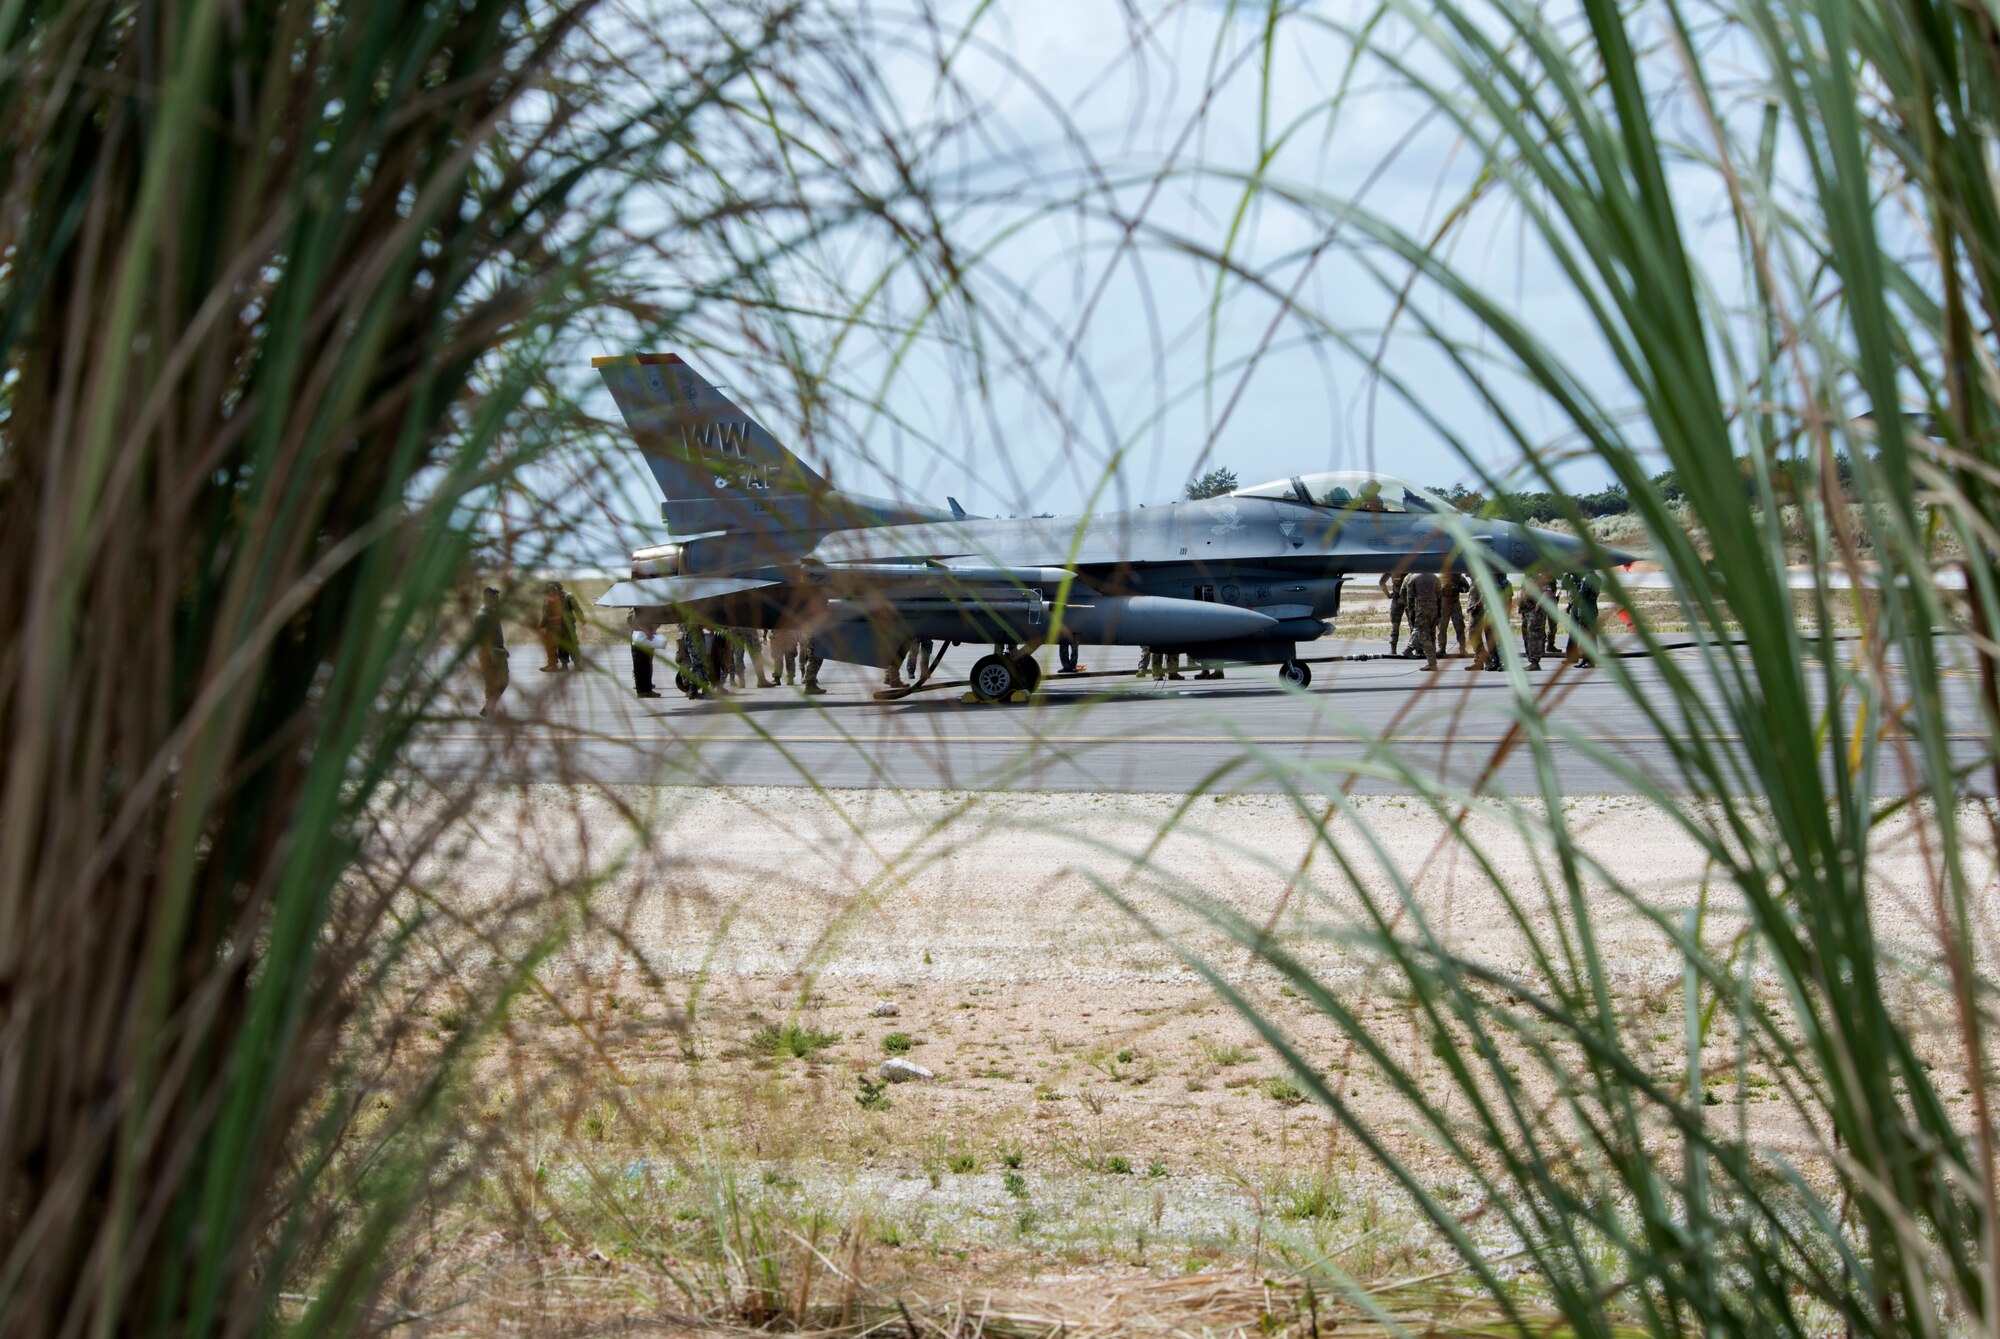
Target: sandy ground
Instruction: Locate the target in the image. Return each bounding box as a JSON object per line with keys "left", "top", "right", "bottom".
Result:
{"left": 436, "top": 786, "right": 1986, "bottom": 987}
{"left": 380, "top": 787, "right": 1996, "bottom": 1332}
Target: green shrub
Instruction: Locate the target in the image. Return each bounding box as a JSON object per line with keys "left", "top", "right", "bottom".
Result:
{"left": 751, "top": 1022, "right": 839, "bottom": 1059}
{"left": 855, "top": 1077, "right": 892, "bottom": 1112}
{"left": 1259, "top": 1076, "right": 1305, "bottom": 1107}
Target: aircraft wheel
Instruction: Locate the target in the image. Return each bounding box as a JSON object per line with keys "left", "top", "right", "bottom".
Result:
{"left": 1010, "top": 654, "right": 1042, "bottom": 694}
{"left": 969, "top": 653, "right": 1021, "bottom": 702}
{"left": 1278, "top": 660, "right": 1312, "bottom": 689}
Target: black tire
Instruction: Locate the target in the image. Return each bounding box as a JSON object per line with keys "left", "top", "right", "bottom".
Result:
{"left": 969, "top": 653, "right": 1020, "bottom": 702}
{"left": 1010, "top": 654, "right": 1042, "bottom": 694}
{"left": 1278, "top": 659, "right": 1312, "bottom": 689}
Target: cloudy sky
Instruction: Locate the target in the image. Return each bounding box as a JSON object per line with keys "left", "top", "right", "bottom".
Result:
{"left": 571, "top": 0, "right": 1717, "bottom": 551}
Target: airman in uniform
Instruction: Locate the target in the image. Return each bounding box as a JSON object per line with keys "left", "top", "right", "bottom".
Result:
{"left": 1438, "top": 569, "right": 1468, "bottom": 657}
{"left": 675, "top": 622, "right": 704, "bottom": 698}
{"left": 1466, "top": 573, "right": 1513, "bottom": 671}
{"left": 885, "top": 641, "right": 910, "bottom": 691}
{"left": 1404, "top": 570, "right": 1441, "bottom": 671}
{"left": 756, "top": 629, "right": 780, "bottom": 687}
{"left": 629, "top": 609, "right": 661, "bottom": 698}
{"left": 537, "top": 581, "right": 565, "bottom": 670}
{"left": 703, "top": 628, "right": 730, "bottom": 696}
{"left": 1563, "top": 571, "right": 1600, "bottom": 667}
{"left": 1519, "top": 573, "right": 1551, "bottom": 670}
{"left": 801, "top": 632, "right": 827, "bottom": 695}
{"left": 781, "top": 629, "right": 802, "bottom": 685}
{"left": 477, "top": 587, "right": 509, "bottom": 716}
{"left": 1379, "top": 571, "right": 1406, "bottom": 654}
{"left": 725, "top": 630, "right": 746, "bottom": 688}
{"left": 556, "top": 583, "right": 582, "bottom": 668}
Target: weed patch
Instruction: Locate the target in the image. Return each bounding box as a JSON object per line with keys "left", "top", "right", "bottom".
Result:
{"left": 855, "top": 1076, "right": 892, "bottom": 1111}
{"left": 1260, "top": 1076, "right": 1306, "bottom": 1106}
{"left": 751, "top": 1022, "right": 839, "bottom": 1059}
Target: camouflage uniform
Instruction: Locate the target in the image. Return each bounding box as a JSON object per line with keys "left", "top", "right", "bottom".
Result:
{"left": 1466, "top": 576, "right": 1512, "bottom": 671}
{"left": 1438, "top": 571, "right": 1468, "bottom": 656}
{"left": 756, "top": 628, "right": 780, "bottom": 687}
{"left": 476, "top": 591, "right": 509, "bottom": 716}
{"left": 1379, "top": 572, "right": 1406, "bottom": 653}
{"left": 537, "top": 584, "right": 565, "bottom": 670}
{"left": 726, "top": 631, "right": 746, "bottom": 688}
{"left": 557, "top": 586, "right": 581, "bottom": 668}
{"left": 1404, "top": 571, "right": 1442, "bottom": 671}
{"left": 675, "top": 623, "right": 703, "bottom": 697}
{"left": 801, "top": 632, "right": 826, "bottom": 695}
{"left": 884, "top": 642, "right": 909, "bottom": 690}
{"left": 1563, "top": 572, "right": 1599, "bottom": 667}
{"left": 701, "top": 628, "right": 729, "bottom": 695}
{"left": 1519, "top": 575, "right": 1551, "bottom": 670}
{"left": 782, "top": 629, "right": 801, "bottom": 684}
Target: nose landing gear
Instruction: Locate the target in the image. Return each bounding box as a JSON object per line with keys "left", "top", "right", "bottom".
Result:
{"left": 969, "top": 653, "right": 1021, "bottom": 702}
{"left": 966, "top": 650, "right": 1046, "bottom": 702}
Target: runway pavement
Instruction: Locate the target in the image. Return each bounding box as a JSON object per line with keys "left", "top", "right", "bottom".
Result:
{"left": 415, "top": 634, "right": 1994, "bottom": 794}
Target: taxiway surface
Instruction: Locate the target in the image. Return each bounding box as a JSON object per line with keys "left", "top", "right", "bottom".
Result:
{"left": 416, "top": 636, "right": 1992, "bottom": 794}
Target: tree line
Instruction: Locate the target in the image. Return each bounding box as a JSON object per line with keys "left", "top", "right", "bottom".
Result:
{"left": 1185, "top": 454, "right": 1861, "bottom": 521}
{"left": 1433, "top": 451, "right": 1859, "bottom": 523}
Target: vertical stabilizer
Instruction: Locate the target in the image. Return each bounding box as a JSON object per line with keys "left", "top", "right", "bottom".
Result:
{"left": 593, "top": 353, "right": 829, "bottom": 537}
{"left": 596, "top": 352, "right": 957, "bottom": 540}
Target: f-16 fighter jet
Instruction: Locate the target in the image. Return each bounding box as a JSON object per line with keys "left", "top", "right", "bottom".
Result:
{"left": 593, "top": 353, "right": 1632, "bottom": 700}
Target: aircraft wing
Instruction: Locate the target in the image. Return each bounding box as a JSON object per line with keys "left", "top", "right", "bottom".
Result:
{"left": 594, "top": 575, "right": 783, "bottom": 609}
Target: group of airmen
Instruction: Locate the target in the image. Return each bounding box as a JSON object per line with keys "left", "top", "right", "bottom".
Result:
{"left": 472, "top": 580, "right": 585, "bottom": 717}
{"left": 478, "top": 566, "right": 1606, "bottom": 717}
{"left": 1380, "top": 568, "right": 1601, "bottom": 672}
{"left": 619, "top": 565, "right": 1606, "bottom": 707}
{"left": 628, "top": 615, "right": 828, "bottom": 700}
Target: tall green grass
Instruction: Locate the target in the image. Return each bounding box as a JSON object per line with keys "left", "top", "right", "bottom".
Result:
{"left": 8, "top": 0, "right": 1998, "bottom": 1332}
{"left": 0, "top": 2, "right": 968, "bottom": 1331}
{"left": 1088, "top": 0, "right": 2000, "bottom": 1332}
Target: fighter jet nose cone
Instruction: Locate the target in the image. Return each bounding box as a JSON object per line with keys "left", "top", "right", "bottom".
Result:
{"left": 1608, "top": 546, "right": 1639, "bottom": 569}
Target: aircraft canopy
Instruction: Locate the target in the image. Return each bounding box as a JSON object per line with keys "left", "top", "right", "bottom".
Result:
{"left": 1232, "top": 471, "right": 1452, "bottom": 514}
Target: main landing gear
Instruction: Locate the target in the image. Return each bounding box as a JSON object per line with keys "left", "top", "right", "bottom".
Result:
{"left": 1277, "top": 659, "right": 1312, "bottom": 689}
{"left": 968, "top": 651, "right": 1043, "bottom": 703}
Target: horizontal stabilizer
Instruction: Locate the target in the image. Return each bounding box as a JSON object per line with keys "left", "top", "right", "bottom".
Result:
{"left": 595, "top": 575, "right": 781, "bottom": 609}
